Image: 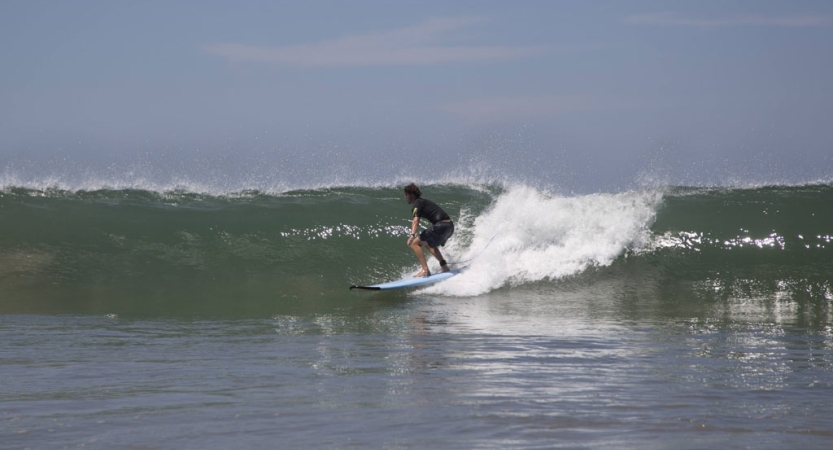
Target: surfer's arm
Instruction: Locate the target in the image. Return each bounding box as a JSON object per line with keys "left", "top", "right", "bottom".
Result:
{"left": 407, "top": 216, "right": 420, "bottom": 245}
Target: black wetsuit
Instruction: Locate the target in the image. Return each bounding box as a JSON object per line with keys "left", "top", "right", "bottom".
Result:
{"left": 411, "top": 198, "right": 454, "bottom": 248}
{"left": 412, "top": 198, "right": 450, "bottom": 224}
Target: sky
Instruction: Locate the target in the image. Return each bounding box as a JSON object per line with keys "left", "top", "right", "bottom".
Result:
{"left": 1, "top": 0, "right": 832, "bottom": 191}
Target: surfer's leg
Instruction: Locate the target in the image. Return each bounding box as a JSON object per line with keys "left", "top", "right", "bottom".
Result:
{"left": 421, "top": 222, "right": 452, "bottom": 272}
{"left": 409, "top": 237, "right": 431, "bottom": 277}
{"left": 427, "top": 246, "right": 450, "bottom": 272}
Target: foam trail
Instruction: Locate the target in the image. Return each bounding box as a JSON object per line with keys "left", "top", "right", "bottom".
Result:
{"left": 424, "top": 185, "right": 662, "bottom": 296}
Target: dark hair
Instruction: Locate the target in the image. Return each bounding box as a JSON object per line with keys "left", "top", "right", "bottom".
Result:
{"left": 404, "top": 183, "right": 421, "bottom": 198}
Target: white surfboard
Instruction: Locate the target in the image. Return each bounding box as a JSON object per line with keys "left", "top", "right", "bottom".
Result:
{"left": 349, "top": 268, "right": 464, "bottom": 291}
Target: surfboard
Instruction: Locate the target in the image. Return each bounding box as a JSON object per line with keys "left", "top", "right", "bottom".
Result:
{"left": 350, "top": 268, "right": 464, "bottom": 291}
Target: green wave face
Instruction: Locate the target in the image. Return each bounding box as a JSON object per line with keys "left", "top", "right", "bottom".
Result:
{"left": 0, "top": 185, "right": 495, "bottom": 316}
{"left": 1, "top": 184, "right": 830, "bottom": 318}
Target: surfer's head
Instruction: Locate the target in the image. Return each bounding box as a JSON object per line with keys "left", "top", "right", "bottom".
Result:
{"left": 404, "top": 183, "right": 421, "bottom": 202}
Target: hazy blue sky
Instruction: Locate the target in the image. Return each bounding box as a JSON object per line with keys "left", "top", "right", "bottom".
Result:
{"left": 2, "top": 1, "right": 832, "bottom": 190}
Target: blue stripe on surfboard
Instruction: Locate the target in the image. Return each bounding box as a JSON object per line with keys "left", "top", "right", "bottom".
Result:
{"left": 350, "top": 268, "right": 464, "bottom": 291}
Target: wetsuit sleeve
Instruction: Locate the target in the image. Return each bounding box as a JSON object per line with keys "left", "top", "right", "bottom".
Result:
{"left": 412, "top": 199, "right": 423, "bottom": 218}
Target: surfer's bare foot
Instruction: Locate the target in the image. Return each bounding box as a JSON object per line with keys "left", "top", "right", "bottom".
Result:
{"left": 414, "top": 269, "right": 430, "bottom": 277}
{"left": 440, "top": 266, "right": 451, "bottom": 273}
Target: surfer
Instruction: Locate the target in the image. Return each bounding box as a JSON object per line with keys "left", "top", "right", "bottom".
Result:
{"left": 404, "top": 183, "right": 454, "bottom": 277}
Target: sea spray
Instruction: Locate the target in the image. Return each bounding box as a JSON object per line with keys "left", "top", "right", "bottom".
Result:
{"left": 424, "top": 185, "right": 662, "bottom": 296}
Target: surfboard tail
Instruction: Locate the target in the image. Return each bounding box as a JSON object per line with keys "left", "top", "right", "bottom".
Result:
{"left": 349, "top": 285, "right": 381, "bottom": 291}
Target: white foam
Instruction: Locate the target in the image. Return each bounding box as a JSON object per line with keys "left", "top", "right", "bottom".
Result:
{"left": 422, "top": 185, "right": 662, "bottom": 296}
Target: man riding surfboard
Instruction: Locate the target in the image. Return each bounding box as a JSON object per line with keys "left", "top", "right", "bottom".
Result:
{"left": 403, "top": 183, "right": 454, "bottom": 277}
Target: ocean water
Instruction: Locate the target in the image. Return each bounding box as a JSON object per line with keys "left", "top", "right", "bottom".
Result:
{"left": 2, "top": 182, "right": 832, "bottom": 449}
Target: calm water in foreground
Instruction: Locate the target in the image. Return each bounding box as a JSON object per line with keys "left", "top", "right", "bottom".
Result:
{"left": 3, "top": 287, "right": 832, "bottom": 449}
